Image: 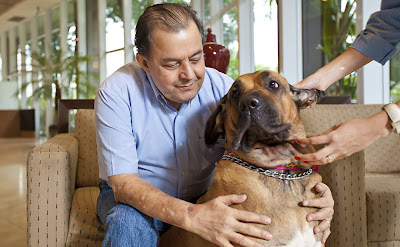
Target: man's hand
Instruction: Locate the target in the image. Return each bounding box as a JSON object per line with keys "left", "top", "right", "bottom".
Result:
{"left": 186, "top": 194, "right": 272, "bottom": 247}
{"left": 302, "top": 183, "right": 334, "bottom": 244}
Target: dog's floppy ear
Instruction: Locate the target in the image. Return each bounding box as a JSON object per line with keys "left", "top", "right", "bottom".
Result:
{"left": 204, "top": 95, "right": 227, "bottom": 146}
{"left": 289, "top": 85, "right": 325, "bottom": 110}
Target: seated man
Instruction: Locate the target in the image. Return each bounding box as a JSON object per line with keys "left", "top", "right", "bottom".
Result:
{"left": 95, "top": 3, "right": 334, "bottom": 247}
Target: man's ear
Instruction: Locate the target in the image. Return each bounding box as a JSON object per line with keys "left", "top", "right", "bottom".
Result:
{"left": 136, "top": 53, "right": 150, "bottom": 74}
{"left": 289, "top": 85, "right": 326, "bottom": 109}
{"left": 204, "top": 95, "right": 227, "bottom": 146}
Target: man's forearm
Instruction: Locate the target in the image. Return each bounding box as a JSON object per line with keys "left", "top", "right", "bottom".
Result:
{"left": 109, "top": 173, "right": 193, "bottom": 230}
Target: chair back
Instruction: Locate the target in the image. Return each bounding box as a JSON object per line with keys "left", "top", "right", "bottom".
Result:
{"left": 74, "top": 110, "right": 101, "bottom": 187}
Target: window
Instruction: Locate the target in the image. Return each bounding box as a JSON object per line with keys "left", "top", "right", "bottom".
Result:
{"left": 253, "top": 0, "right": 278, "bottom": 71}
{"left": 302, "top": 0, "right": 357, "bottom": 99}
{"left": 223, "top": 7, "right": 238, "bottom": 79}
{"left": 132, "top": 0, "right": 153, "bottom": 51}
{"left": 390, "top": 46, "right": 400, "bottom": 102}
{"left": 106, "top": 0, "right": 125, "bottom": 77}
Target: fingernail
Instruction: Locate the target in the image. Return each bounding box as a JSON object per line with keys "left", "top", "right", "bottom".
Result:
{"left": 303, "top": 200, "right": 309, "bottom": 206}
{"left": 296, "top": 140, "right": 300, "bottom": 144}
{"left": 315, "top": 227, "right": 320, "bottom": 233}
{"left": 308, "top": 216, "right": 313, "bottom": 221}
{"left": 295, "top": 156, "right": 301, "bottom": 160}
{"left": 265, "top": 232, "right": 272, "bottom": 240}
{"left": 316, "top": 135, "right": 320, "bottom": 137}
{"left": 264, "top": 217, "right": 271, "bottom": 224}
{"left": 304, "top": 161, "right": 310, "bottom": 164}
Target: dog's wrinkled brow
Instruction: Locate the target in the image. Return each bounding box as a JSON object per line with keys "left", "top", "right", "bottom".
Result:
{"left": 233, "top": 79, "right": 242, "bottom": 88}
{"left": 259, "top": 71, "right": 270, "bottom": 81}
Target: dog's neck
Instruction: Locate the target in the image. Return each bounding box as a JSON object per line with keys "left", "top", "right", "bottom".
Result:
{"left": 224, "top": 149, "right": 302, "bottom": 170}
{"left": 224, "top": 141, "right": 315, "bottom": 170}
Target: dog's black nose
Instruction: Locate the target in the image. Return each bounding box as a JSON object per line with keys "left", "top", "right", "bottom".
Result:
{"left": 240, "top": 95, "right": 261, "bottom": 113}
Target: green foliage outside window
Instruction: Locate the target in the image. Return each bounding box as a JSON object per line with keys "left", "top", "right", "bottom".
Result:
{"left": 223, "top": 6, "right": 239, "bottom": 80}
{"left": 106, "top": 0, "right": 155, "bottom": 26}
{"left": 390, "top": 46, "right": 400, "bottom": 102}
{"left": 319, "top": 0, "right": 357, "bottom": 99}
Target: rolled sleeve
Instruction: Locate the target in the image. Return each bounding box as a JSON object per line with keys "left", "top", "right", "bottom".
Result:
{"left": 350, "top": 7, "right": 400, "bottom": 65}
{"left": 95, "top": 88, "right": 138, "bottom": 181}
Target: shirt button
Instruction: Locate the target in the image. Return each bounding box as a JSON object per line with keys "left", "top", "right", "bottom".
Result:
{"left": 179, "top": 143, "right": 183, "bottom": 147}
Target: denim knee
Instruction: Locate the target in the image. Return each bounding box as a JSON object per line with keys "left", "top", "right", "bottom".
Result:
{"left": 103, "top": 204, "right": 159, "bottom": 247}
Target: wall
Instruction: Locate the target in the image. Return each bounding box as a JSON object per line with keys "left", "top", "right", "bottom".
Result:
{"left": 0, "top": 81, "right": 19, "bottom": 110}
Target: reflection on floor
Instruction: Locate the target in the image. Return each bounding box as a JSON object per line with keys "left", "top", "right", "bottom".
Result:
{"left": 0, "top": 138, "right": 45, "bottom": 247}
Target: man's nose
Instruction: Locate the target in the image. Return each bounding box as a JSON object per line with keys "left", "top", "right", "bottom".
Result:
{"left": 179, "top": 61, "right": 196, "bottom": 80}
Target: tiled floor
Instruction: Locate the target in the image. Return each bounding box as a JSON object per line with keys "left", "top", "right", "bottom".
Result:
{"left": 0, "top": 137, "right": 45, "bottom": 247}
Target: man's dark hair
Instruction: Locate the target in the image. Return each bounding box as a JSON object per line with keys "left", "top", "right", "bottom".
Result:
{"left": 135, "top": 3, "right": 205, "bottom": 58}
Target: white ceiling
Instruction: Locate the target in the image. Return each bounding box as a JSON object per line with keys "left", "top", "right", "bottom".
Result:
{"left": 0, "top": 0, "right": 64, "bottom": 33}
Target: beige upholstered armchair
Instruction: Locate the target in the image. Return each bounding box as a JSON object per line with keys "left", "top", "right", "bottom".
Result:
{"left": 27, "top": 110, "right": 104, "bottom": 246}
{"left": 27, "top": 105, "right": 399, "bottom": 246}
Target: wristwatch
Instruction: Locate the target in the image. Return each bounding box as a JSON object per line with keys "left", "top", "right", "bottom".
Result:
{"left": 383, "top": 103, "right": 400, "bottom": 134}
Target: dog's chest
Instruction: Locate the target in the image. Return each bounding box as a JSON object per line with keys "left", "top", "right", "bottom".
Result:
{"left": 282, "top": 225, "right": 323, "bottom": 247}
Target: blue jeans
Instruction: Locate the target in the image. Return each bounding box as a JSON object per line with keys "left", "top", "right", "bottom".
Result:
{"left": 97, "top": 180, "right": 170, "bottom": 247}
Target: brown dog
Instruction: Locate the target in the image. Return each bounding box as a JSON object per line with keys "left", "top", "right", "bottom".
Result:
{"left": 159, "top": 70, "right": 325, "bottom": 247}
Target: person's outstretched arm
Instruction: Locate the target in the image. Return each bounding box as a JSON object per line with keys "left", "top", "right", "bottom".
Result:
{"left": 295, "top": 48, "right": 372, "bottom": 91}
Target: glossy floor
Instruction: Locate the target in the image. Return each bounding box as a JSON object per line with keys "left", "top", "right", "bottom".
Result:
{"left": 0, "top": 138, "right": 45, "bottom": 247}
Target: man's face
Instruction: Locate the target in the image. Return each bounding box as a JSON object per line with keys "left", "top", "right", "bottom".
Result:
{"left": 137, "top": 21, "right": 205, "bottom": 110}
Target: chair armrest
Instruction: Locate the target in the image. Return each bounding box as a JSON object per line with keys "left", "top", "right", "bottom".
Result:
{"left": 27, "top": 133, "right": 79, "bottom": 246}
{"left": 319, "top": 150, "right": 367, "bottom": 247}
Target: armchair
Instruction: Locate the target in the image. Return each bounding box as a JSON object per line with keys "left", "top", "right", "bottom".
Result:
{"left": 28, "top": 104, "right": 396, "bottom": 246}
{"left": 27, "top": 110, "right": 104, "bottom": 246}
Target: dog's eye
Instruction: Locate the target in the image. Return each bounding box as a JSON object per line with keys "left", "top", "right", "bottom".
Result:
{"left": 269, "top": 81, "right": 279, "bottom": 89}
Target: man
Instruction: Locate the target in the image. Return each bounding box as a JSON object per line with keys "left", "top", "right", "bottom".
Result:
{"left": 95, "top": 3, "right": 334, "bottom": 247}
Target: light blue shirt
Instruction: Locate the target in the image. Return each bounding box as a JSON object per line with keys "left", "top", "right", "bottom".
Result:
{"left": 350, "top": 0, "right": 400, "bottom": 65}
{"left": 95, "top": 62, "right": 233, "bottom": 201}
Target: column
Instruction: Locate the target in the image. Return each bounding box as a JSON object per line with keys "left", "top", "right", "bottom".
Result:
{"left": 122, "top": 0, "right": 133, "bottom": 63}
{"left": 238, "top": 0, "right": 254, "bottom": 75}
{"left": 278, "top": 0, "right": 303, "bottom": 84}
{"left": 98, "top": 0, "right": 107, "bottom": 83}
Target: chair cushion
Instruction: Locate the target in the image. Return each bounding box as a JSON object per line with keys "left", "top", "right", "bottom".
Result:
{"left": 74, "top": 110, "right": 101, "bottom": 187}
{"left": 368, "top": 241, "right": 400, "bottom": 247}
{"left": 66, "top": 187, "right": 104, "bottom": 246}
{"left": 366, "top": 173, "right": 400, "bottom": 242}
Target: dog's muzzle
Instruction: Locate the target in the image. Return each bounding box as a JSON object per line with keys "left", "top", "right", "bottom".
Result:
{"left": 232, "top": 93, "right": 292, "bottom": 152}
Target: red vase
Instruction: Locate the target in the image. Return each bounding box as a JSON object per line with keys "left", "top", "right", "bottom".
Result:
{"left": 203, "top": 28, "right": 230, "bottom": 74}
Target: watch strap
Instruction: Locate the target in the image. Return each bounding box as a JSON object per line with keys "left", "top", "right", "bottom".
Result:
{"left": 383, "top": 103, "right": 400, "bottom": 134}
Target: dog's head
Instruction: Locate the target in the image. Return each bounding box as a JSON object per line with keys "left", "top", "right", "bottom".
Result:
{"left": 205, "top": 70, "right": 324, "bottom": 167}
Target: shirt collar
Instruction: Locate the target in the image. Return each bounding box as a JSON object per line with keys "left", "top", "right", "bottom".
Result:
{"left": 145, "top": 71, "right": 169, "bottom": 107}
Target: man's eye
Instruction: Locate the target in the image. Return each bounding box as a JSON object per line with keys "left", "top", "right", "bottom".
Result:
{"left": 166, "top": 63, "right": 178, "bottom": 68}
{"left": 190, "top": 58, "right": 200, "bottom": 63}
{"left": 269, "top": 81, "right": 279, "bottom": 89}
